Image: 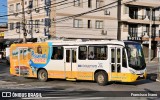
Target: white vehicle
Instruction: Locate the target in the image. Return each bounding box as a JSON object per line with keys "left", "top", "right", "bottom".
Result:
{"left": 10, "top": 39, "right": 146, "bottom": 85}
{"left": 5, "top": 47, "right": 10, "bottom": 64}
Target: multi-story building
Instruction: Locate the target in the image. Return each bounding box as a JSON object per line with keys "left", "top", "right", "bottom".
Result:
{"left": 6, "top": 0, "right": 118, "bottom": 40}
{"left": 6, "top": 0, "right": 50, "bottom": 40}
{"left": 54, "top": 0, "right": 118, "bottom": 39}
{"left": 120, "top": 0, "right": 160, "bottom": 58}
{"left": 6, "top": 0, "right": 160, "bottom": 58}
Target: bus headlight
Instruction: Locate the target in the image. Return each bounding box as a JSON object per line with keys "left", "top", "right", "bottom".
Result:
{"left": 129, "top": 69, "right": 136, "bottom": 74}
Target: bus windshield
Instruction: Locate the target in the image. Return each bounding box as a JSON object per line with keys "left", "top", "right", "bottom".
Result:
{"left": 125, "top": 42, "right": 146, "bottom": 70}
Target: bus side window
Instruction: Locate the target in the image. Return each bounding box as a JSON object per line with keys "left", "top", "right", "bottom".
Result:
{"left": 88, "top": 46, "right": 107, "bottom": 60}
{"left": 51, "top": 46, "right": 63, "bottom": 60}
{"left": 122, "top": 48, "right": 127, "bottom": 68}
{"left": 79, "top": 46, "right": 87, "bottom": 60}
{"left": 66, "top": 50, "right": 70, "bottom": 62}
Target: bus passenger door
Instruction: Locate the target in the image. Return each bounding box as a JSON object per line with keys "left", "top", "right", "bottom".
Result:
{"left": 17, "top": 48, "right": 29, "bottom": 76}
{"left": 110, "top": 47, "right": 122, "bottom": 81}
{"left": 65, "top": 48, "right": 77, "bottom": 79}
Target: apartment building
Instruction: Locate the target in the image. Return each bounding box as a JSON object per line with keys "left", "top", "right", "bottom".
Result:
{"left": 6, "top": 0, "right": 118, "bottom": 40}
{"left": 6, "top": 0, "right": 52, "bottom": 40}
{"left": 120, "top": 0, "right": 160, "bottom": 58}
{"left": 54, "top": 0, "right": 118, "bottom": 39}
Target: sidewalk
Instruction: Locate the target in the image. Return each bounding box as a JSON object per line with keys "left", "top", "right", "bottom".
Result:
{"left": 145, "top": 57, "right": 159, "bottom": 64}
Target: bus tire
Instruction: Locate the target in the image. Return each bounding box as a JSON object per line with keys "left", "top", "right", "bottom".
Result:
{"left": 38, "top": 69, "right": 48, "bottom": 82}
{"left": 95, "top": 71, "right": 108, "bottom": 86}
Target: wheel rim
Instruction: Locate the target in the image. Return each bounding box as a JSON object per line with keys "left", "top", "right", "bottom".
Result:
{"left": 97, "top": 74, "right": 104, "bottom": 83}
{"left": 40, "top": 72, "right": 45, "bottom": 80}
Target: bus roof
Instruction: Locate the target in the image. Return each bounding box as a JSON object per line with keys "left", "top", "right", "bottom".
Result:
{"left": 46, "top": 39, "right": 125, "bottom": 46}
{"left": 10, "top": 39, "right": 141, "bottom": 47}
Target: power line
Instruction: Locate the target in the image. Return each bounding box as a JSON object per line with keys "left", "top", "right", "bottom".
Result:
{"left": 53, "top": 1, "right": 118, "bottom": 23}
{"left": 29, "top": 0, "right": 88, "bottom": 15}
{"left": 0, "top": 0, "right": 86, "bottom": 18}
{"left": 53, "top": 0, "right": 138, "bottom": 24}
{"left": 0, "top": 0, "right": 69, "bottom": 18}
{"left": 5, "top": 0, "right": 140, "bottom": 37}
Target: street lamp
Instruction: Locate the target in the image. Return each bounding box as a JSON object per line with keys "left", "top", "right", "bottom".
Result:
{"left": 148, "top": 6, "right": 160, "bottom": 63}
{"left": 148, "top": 8, "right": 152, "bottom": 63}
{"left": 28, "top": 0, "right": 33, "bottom": 38}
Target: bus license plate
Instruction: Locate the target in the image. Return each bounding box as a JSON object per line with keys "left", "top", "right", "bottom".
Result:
{"left": 140, "top": 75, "right": 143, "bottom": 77}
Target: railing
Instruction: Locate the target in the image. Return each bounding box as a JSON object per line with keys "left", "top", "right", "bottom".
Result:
{"left": 148, "top": 16, "right": 160, "bottom": 21}
{"left": 132, "top": 31, "right": 160, "bottom": 38}
{"left": 139, "top": 31, "right": 159, "bottom": 38}
{"left": 128, "top": 32, "right": 141, "bottom": 40}
{"left": 152, "top": 16, "right": 160, "bottom": 21}
{"left": 129, "top": 32, "right": 138, "bottom": 37}
{"left": 138, "top": 0, "right": 160, "bottom": 2}
{"left": 129, "top": 15, "right": 146, "bottom": 20}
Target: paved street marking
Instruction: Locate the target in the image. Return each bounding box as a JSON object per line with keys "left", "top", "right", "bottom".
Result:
{"left": 22, "top": 97, "right": 105, "bottom": 100}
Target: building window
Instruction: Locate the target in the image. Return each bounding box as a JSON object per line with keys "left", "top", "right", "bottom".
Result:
{"left": 29, "top": 0, "right": 33, "bottom": 8}
{"left": 9, "top": 4, "right": 14, "bottom": 13}
{"left": 79, "top": 46, "right": 87, "bottom": 60}
{"left": 88, "top": 46, "right": 107, "bottom": 60}
{"left": 34, "top": 0, "right": 39, "bottom": 8}
{"left": 16, "top": 22, "right": 20, "bottom": 28}
{"left": 74, "top": 19, "right": 83, "bottom": 28}
{"left": 29, "top": 20, "right": 33, "bottom": 28}
{"left": 74, "top": 0, "right": 81, "bottom": 7}
{"left": 35, "top": 20, "right": 40, "bottom": 28}
{"left": 51, "top": 46, "right": 63, "bottom": 60}
{"left": 95, "top": 20, "right": 103, "bottom": 29}
{"left": 96, "top": 0, "right": 104, "bottom": 8}
{"left": 25, "top": 1, "right": 27, "bottom": 5}
{"left": 88, "top": 20, "right": 91, "bottom": 28}
{"left": 128, "top": 24, "right": 138, "bottom": 37}
{"left": 10, "top": 23, "right": 14, "bottom": 30}
{"left": 146, "top": 8, "right": 150, "bottom": 16}
{"left": 88, "top": 0, "right": 92, "bottom": 8}
{"left": 16, "top": 3, "right": 21, "bottom": 12}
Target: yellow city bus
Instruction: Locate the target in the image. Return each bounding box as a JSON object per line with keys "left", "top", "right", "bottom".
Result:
{"left": 10, "top": 39, "right": 146, "bottom": 86}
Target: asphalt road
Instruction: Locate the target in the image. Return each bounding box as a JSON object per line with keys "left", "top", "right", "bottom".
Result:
{"left": 0, "top": 60, "right": 160, "bottom": 100}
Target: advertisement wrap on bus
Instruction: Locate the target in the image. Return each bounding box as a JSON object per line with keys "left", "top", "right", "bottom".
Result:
{"left": 10, "top": 40, "right": 147, "bottom": 86}
{"left": 10, "top": 43, "right": 52, "bottom": 77}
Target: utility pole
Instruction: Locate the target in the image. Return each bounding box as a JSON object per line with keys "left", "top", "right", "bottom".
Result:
{"left": 44, "top": 0, "right": 51, "bottom": 39}
{"left": 30, "top": 11, "right": 33, "bottom": 38}
{"left": 148, "top": 8, "right": 152, "bottom": 63}
{"left": 28, "top": 0, "right": 33, "bottom": 38}
{"left": 117, "top": 0, "right": 121, "bottom": 40}
{"left": 22, "top": 0, "right": 27, "bottom": 43}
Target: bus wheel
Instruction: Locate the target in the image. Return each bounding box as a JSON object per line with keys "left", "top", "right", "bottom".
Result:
{"left": 95, "top": 71, "right": 108, "bottom": 86}
{"left": 38, "top": 69, "right": 48, "bottom": 82}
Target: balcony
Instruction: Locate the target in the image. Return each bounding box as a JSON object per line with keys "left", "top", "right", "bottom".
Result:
{"left": 122, "top": 0, "right": 160, "bottom": 8}
{"left": 129, "top": 15, "right": 146, "bottom": 20}
{"left": 128, "top": 31, "right": 159, "bottom": 41}
{"left": 128, "top": 32, "right": 142, "bottom": 41}
{"left": 137, "top": 31, "right": 160, "bottom": 41}
{"left": 152, "top": 16, "right": 160, "bottom": 21}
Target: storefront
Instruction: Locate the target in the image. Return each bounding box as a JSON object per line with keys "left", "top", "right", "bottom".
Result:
{"left": 0, "top": 39, "right": 7, "bottom": 59}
